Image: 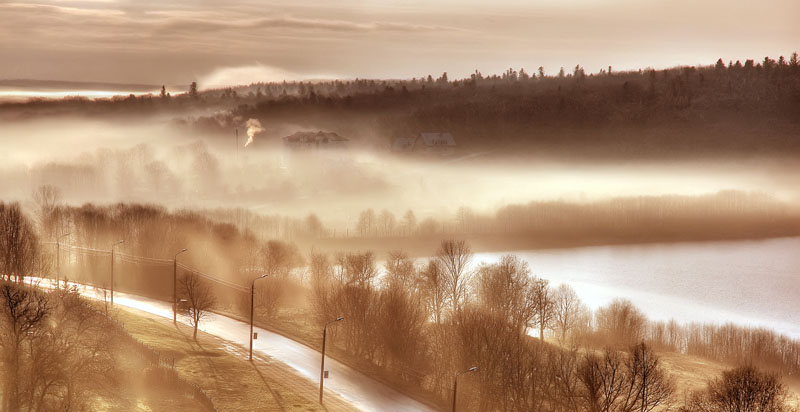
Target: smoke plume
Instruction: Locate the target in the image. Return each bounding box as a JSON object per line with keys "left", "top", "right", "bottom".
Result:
{"left": 244, "top": 119, "right": 263, "bottom": 147}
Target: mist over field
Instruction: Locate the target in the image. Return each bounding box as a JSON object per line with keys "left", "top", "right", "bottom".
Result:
{"left": 2, "top": 0, "right": 800, "bottom": 411}
{"left": 2, "top": 102, "right": 800, "bottom": 230}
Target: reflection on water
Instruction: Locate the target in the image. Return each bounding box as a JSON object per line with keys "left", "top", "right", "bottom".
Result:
{"left": 475, "top": 237, "right": 800, "bottom": 338}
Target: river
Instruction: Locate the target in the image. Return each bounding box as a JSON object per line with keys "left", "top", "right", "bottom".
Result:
{"left": 473, "top": 237, "right": 800, "bottom": 338}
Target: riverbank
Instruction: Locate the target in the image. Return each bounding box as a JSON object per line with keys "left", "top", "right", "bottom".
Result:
{"left": 300, "top": 231, "right": 800, "bottom": 258}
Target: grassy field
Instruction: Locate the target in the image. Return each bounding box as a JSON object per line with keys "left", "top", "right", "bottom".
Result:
{"left": 88, "top": 336, "right": 206, "bottom": 412}
{"left": 111, "top": 305, "right": 356, "bottom": 412}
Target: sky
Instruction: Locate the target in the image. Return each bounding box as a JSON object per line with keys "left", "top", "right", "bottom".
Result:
{"left": 0, "top": 0, "right": 797, "bottom": 88}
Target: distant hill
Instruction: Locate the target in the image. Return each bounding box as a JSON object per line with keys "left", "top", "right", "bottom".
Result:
{"left": 0, "top": 79, "right": 168, "bottom": 92}
{"left": 3, "top": 55, "right": 800, "bottom": 158}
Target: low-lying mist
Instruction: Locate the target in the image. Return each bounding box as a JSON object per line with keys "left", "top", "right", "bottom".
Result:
{"left": 4, "top": 114, "right": 800, "bottom": 230}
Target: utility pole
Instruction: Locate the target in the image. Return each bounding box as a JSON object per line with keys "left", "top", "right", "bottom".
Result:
{"left": 452, "top": 367, "right": 478, "bottom": 412}
{"left": 110, "top": 240, "right": 124, "bottom": 305}
{"left": 173, "top": 248, "right": 188, "bottom": 324}
{"left": 319, "top": 317, "right": 344, "bottom": 404}
{"left": 250, "top": 274, "right": 268, "bottom": 361}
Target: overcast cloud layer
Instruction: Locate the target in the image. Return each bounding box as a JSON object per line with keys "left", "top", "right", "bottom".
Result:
{"left": 0, "top": 0, "right": 797, "bottom": 86}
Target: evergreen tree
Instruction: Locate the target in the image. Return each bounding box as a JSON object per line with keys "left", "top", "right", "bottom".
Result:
{"left": 189, "top": 81, "right": 198, "bottom": 99}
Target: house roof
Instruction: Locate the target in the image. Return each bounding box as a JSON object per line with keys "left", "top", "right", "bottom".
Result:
{"left": 419, "top": 132, "right": 456, "bottom": 146}
{"left": 283, "top": 131, "right": 348, "bottom": 143}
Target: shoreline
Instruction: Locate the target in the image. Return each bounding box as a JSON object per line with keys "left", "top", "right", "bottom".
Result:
{"left": 297, "top": 232, "right": 800, "bottom": 257}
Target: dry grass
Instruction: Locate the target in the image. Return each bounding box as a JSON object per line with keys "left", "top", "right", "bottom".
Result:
{"left": 111, "top": 305, "right": 356, "bottom": 412}
{"left": 89, "top": 352, "right": 204, "bottom": 412}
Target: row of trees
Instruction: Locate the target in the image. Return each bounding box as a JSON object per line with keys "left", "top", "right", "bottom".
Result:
{"left": 7, "top": 197, "right": 798, "bottom": 411}
{"left": 344, "top": 191, "right": 799, "bottom": 242}
{"left": 18, "top": 194, "right": 800, "bottom": 381}
{"left": 304, "top": 240, "right": 799, "bottom": 410}
{"left": 305, "top": 241, "right": 651, "bottom": 408}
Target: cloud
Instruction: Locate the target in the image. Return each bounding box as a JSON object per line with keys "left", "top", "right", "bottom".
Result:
{"left": 148, "top": 14, "right": 464, "bottom": 35}
{"left": 199, "top": 64, "right": 332, "bottom": 89}
{"left": 0, "top": 2, "right": 124, "bottom": 16}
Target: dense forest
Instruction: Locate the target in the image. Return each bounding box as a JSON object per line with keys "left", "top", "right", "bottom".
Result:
{"left": 4, "top": 53, "right": 799, "bottom": 158}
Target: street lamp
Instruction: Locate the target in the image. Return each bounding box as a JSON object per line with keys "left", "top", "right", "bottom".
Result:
{"left": 110, "top": 240, "right": 124, "bottom": 305}
{"left": 173, "top": 248, "right": 188, "bottom": 324}
{"left": 452, "top": 366, "right": 478, "bottom": 412}
{"left": 249, "top": 273, "right": 268, "bottom": 361}
{"left": 319, "top": 316, "right": 344, "bottom": 404}
{"left": 56, "top": 233, "right": 70, "bottom": 289}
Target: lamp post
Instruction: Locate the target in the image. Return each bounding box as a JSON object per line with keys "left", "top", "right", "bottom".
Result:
{"left": 452, "top": 366, "right": 478, "bottom": 412}
{"left": 249, "top": 273, "right": 268, "bottom": 361}
{"left": 173, "top": 248, "right": 188, "bottom": 324}
{"left": 56, "top": 233, "right": 70, "bottom": 289}
{"left": 110, "top": 240, "right": 124, "bottom": 305}
{"left": 319, "top": 316, "right": 344, "bottom": 404}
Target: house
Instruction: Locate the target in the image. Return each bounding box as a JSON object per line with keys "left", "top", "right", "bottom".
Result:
{"left": 392, "top": 132, "right": 456, "bottom": 155}
{"left": 282, "top": 131, "right": 348, "bottom": 150}
{"left": 280, "top": 130, "right": 351, "bottom": 171}
{"left": 391, "top": 137, "right": 417, "bottom": 152}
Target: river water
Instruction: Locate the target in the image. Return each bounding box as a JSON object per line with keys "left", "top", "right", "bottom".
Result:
{"left": 473, "top": 237, "right": 800, "bottom": 338}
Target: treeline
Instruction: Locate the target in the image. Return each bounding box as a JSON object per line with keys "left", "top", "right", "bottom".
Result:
{"left": 345, "top": 191, "right": 800, "bottom": 244}
{"left": 188, "top": 191, "right": 800, "bottom": 246}
{"left": 28, "top": 192, "right": 302, "bottom": 280}
{"left": 4, "top": 53, "right": 800, "bottom": 157}
{"left": 212, "top": 51, "right": 800, "bottom": 157}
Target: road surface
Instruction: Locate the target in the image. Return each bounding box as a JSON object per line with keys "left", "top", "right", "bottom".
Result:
{"left": 25, "top": 278, "right": 436, "bottom": 412}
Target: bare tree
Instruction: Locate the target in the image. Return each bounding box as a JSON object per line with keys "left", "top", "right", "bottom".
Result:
{"left": 436, "top": 239, "right": 473, "bottom": 317}
{"left": 402, "top": 209, "right": 417, "bottom": 236}
{"left": 0, "top": 283, "right": 50, "bottom": 412}
{"left": 578, "top": 349, "right": 628, "bottom": 412}
{"left": 418, "top": 260, "right": 447, "bottom": 325}
{"left": 552, "top": 283, "right": 589, "bottom": 344}
{"left": 30, "top": 184, "right": 61, "bottom": 241}
{"left": 595, "top": 299, "right": 647, "bottom": 346}
{"left": 383, "top": 250, "right": 416, "bottom": 290}
{"left": 681, "top": 366, "right": 791, "bottom": 412}
{"left": 475, "top": 254, "right": 535, "bottom": 334}
{"left": 378, "top": 209, "right": 396, "bottom": 237}
{"left": 376, "top": 281, "right": 427, "bottom": 372}
{"left": 305, "top": 213, "right": 324, "bottom": 238}
{"left": 531, "top": 277, "right": 554, "bottom": 341}
{"left": 0, "top": 202, "right": 40, "bottom": 283}
{"left": 260, "top": 240, "right": 300, "bottom": 277}
{"left": 46, "top": 289, "right": 116, "bottom": 410}
{"left": 627, "top": 343, "right": 675, "bottom": 412}
{"left": 179, "top": 273, "right": 216, "bottom": 340}
{"left": 578, "top": 345, "right": 674, "bottom": 412}
{"left": 254, "top": 278, "right": 284, "bottom": 320}
{"left": 356, "top": 208, "right": 376, "bottom": 237}
{"left": 309, "top": 252, "right": 336, "bottom": 326}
